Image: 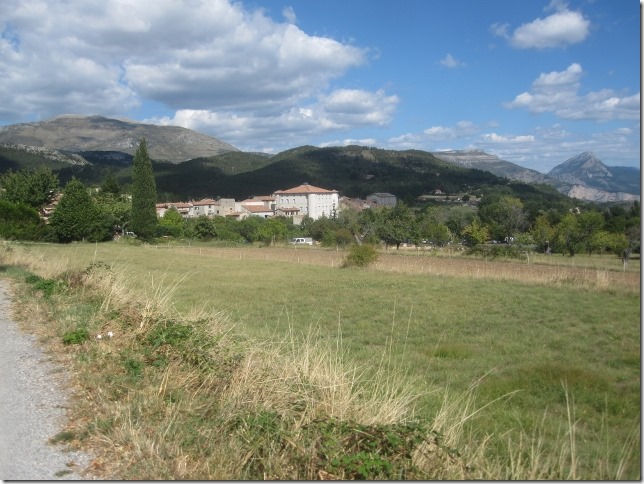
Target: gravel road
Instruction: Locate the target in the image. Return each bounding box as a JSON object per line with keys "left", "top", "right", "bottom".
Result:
{"left": 0, "top": 280, "right": 93, "bottom": 480}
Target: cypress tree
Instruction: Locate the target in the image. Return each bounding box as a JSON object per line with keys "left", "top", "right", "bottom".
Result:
{"left": 130, "top": 138, "right": 157, "bottom": 240}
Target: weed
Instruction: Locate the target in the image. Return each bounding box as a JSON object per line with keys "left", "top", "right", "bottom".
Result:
{"left": 25, "top": 273, "right": 59, "bottom": 297}
{"left": 122, "top": 356, "right": 144, "bottom": 380}
{"left": 62, "top": 328, "right": 90, "bottom": 345}
{"left": 49, "top": 430, "right": 76, "bottom": 444}
{"left": 54, "top": 469, "right": 73, "bottom": 477}
{"left": 146, "top": 321, "right": 193, "bottom": 349}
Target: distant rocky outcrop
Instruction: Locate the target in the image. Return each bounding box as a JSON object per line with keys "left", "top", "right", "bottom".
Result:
{"left": 431, "top": 149, "right": 551, "bottom": 185}
{"left": 0, "top": 115, "right": 239, "bottom": 162}
{"left": 434, "top": 149, "right": 639, "bottom": 202}
{"left": 564, "top": 185, "right": 640, "bottom": 203}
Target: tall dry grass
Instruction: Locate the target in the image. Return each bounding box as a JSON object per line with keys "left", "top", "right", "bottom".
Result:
{"left": 2, "top": 241, "right": 452, "bottom": 479}
{"left": 1, "top": 241, "right": 639, "bottom": 479}
{"left": 167, "top": 244, "right": 639, "bottom": 293}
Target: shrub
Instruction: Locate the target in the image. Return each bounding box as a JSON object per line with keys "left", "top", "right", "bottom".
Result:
{"left": 341, "top": 244, "right": 379, "bottom": 268}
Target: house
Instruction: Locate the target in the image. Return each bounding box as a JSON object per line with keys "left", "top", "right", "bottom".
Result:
{"left": 189, "top": 198, "right": 218, "bottom": 218}
{"left": 241, "top": 195, "right": 275, "bottom": 211}
{"left": 240, "top": 204, "right": 274, "bottom": 219}
{"left": 156, "top": 202, "right": 193, "bottom": 218}
{"left": 214, "top": 198, "right": 237, "bottom": 216}
{"left": 273, "top": 183, "right": 339, "bottom": 224}
{"left": 366, "top": 192, "right": 397, "bottom": 207}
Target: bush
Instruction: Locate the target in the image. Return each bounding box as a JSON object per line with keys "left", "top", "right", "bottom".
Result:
{"left": 341, "top": 244, "right": 379, "bottom": 268}
{"left": 0, "top": 200, "right": 46, "bottom": 241}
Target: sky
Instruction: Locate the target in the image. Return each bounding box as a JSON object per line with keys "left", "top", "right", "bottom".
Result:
{"left": 0, "top": 0, "right": 640, "bottom": 173}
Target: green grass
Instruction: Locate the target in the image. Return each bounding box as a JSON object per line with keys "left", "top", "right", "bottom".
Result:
{"left": 3, "top": 241, "right": 640, "bottom": 479}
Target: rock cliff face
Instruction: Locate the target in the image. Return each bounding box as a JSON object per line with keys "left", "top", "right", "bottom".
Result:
{"left": 0, "top": 115, "right": 239, "bottom": 162}
{"left": 565, "top": 185, "right": 639, "bottom": 203}
{"left": 431, "top": 149, "right": 551, "bottom": 184}
{"left": 434, "top": 149, "right": 640, "bottom": 201}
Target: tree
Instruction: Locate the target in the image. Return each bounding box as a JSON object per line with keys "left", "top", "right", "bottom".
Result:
{"left": 462, "top": 219, "right": 489, "bottom": 247}
{"left": 49, "top": 178, "right": 112, "bottom": 243}
{"left": 0, "top": 167, "right": 59, "bottom": 208}
{"left": 529, "top": 214, "right": 555, "bottom": 253}
{"left": 479, "top": 195, "right": 526, "bottom": 242}
{"left": 100, "top": 172, "right": 121, "bottom": 196}
{"left": 189, "top": 215, "right": 216, "bottom": 239}
{"left": 376, "top": 203, "right": 416, "bottom": 249}
{"left": 158, "top": 206, "right": 185, "bottom": 237}
{"left": 576, "top": 211, "right": 604, "bottom": 255}
{"left": 257, "top": 218, "right": 288, "bottom": 245}
{"left": 424, "top": 223, "right": 453, "bottom": 247}
{"left": 554, "top": 213, "right": 582, "bottom": 256}
{"left": 130, "top": 139, "right": 158, "bottom": 241}
{"left": 0, "top": 200, "right": 45, "bottom": 241}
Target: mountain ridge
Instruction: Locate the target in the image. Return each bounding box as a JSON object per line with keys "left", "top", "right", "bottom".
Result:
{"left": 432, "top": 149, "right": 639, "bottom": 201}
{"left": 0, "top": 115, "right": 638, "bottom": 202}
{"left": 0, "top": 115, "right": 239, "bottom": 162}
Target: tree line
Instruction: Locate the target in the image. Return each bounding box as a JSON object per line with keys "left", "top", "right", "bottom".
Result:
{"left": 0, "top": 139, "right": 639, "bottom": 257}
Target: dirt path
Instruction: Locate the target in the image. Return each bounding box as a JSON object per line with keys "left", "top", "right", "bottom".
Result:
{"left": 0, "top": 280, "right": 93, "bottom": 480}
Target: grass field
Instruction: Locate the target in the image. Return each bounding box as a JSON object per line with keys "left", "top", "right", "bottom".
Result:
{"left": 2, "top": 240, "right": 640, "bottom": 479}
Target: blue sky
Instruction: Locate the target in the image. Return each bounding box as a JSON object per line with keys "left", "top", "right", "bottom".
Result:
{"left": 0, "top": 0, "right": 640, "bottom": 172}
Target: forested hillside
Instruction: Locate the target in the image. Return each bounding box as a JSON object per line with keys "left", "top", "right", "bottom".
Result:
{"left": 0, "top": 143, "right": 594, "bottom": 214}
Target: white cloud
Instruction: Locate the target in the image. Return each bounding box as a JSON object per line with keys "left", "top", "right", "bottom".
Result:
{"left": 0, "top": 0, "right": 369, "bottom": 122}
{"left": 282, "top": 6, "right": 297, "bottom": 24}
{"left": 482, "top": 133, "right": 535, "bottom": 143}
{"left": 440, "top": 53, "right": 465, "bottom": 68}
{"left": 506, "top": 64, "right": 640, "bottom": 121}
{"left": 489, "top": 23, "right": 509, "bottom": 39}
{"left": 385, "top": 119, "right": 639, "bottom": 172}
{"left": 493, "top": 5, "right": 590, "bottom": 49}
{"left": 320, "top": 138, "right": 377, "bottom": 148}
{"left": 149, "top": 88, "right": 397, "bottom": 151}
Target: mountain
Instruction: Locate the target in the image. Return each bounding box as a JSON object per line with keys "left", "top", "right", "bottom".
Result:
{"left": 548, "top": 152, "right": 640, "bottom": 202}
{"left": 433, "top": 149, "right": 640, "bottom": 202}
{"left": 0, "top": 115, "right": 239, "bottom": 162}
{"left": 431, "top": 149, "right": 552, "bottom": 185}
{"left": 152, "top": 145, "right": 570, "bottom": 209}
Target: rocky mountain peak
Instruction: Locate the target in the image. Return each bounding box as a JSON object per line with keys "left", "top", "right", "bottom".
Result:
{"left": 548, "top": 151, "right": 611, "bottom": 178}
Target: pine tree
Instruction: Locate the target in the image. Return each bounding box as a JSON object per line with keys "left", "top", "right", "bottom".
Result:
{"left": 130, "top": 139, "right": 157, "bottom": 240}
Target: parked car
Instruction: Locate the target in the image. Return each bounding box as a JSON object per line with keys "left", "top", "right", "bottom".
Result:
{"left": 289, "top": 237, "right": 313, "bottom": 245}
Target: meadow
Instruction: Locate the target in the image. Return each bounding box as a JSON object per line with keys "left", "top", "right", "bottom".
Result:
{"left": 1, "top": 240, "right": 640, "bottom": 479}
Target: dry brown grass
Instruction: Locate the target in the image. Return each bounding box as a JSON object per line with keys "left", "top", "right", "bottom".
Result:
{"left": 165, "top": 244, "right": 640, "bottom": 293}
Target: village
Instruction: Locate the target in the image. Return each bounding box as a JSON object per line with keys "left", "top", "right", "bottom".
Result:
{"left": 155, "top": 182, "right": 398, "bottom": 225}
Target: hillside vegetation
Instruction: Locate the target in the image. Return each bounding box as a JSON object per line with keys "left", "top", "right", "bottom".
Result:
{"left": 0, "top": 143, "right": 574, "bottom": 210}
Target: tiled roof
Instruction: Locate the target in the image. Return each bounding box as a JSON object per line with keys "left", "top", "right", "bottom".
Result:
{"left": 243, "top": 195, "right": 275, "bottom": 202}
{"left": 242, "top": 205, "right": 274, "bottom": 213}
{"left": 192, "top": 199, "right": 217, "bottom": 206}
{"left": 274, "top": 183, "right": 337, "bottom": 195}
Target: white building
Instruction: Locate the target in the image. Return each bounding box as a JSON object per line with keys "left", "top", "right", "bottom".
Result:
{"left": 273, "top": 183, "right": 339, "bottom": 223}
